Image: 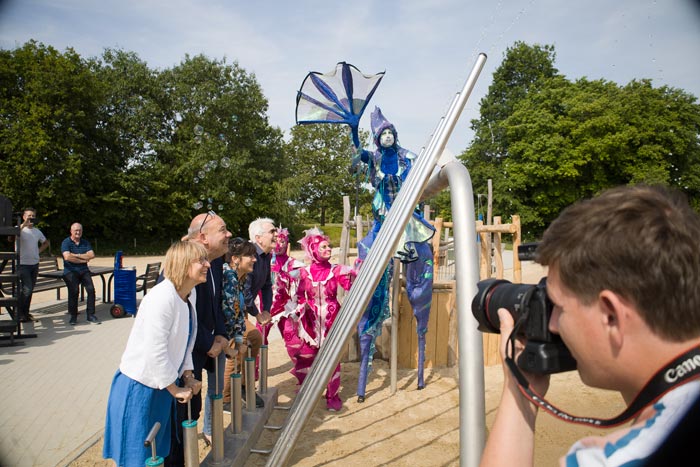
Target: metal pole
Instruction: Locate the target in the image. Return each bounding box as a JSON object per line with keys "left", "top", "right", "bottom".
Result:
{"left": 260, "top": 345, "right": 268, "bottom": 394}
{"left": 390, "top": 261, "right": 401, "bottom": 394}
{"left": 230, "top": 372, "right": 243, "bottom": 434}
{"left": 182, "top": 400, "right": 199, "bottom": 467}
{"left": 144, "top": 422, "right": 164, "bottom": 467}
{"left": 245, "top": 357, "right": 256, "bottom": 412}
{"left": 265, "top": 53, "right": 487, "bottom": 467}
{"left": 421, "top": 151, "right": 486, "bottom": 466}
{"left": 209, "top": 356, "right": 227, "bottom": 465}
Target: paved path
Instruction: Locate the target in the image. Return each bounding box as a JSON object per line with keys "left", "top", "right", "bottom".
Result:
{"left": 0, "top": 299, "right": 134, "bottom": 467}
{"left": 0, "top": 256, "right": 157, "bottom": 467}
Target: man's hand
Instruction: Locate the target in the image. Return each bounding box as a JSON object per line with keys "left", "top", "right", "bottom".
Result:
{"left": 256, "top": 310, "right": 271, "bottom": 325}
{"left": 207, "top": 339, "right": 224, "bottom": 358}
{"left": 184, "top": 377, "right": 202, "bottom": 395}
{"left": 497, "top": 308, "right": 550, "bottom": 397}
{"left": 224, "top": 339, "right": 239, "bottom": 359}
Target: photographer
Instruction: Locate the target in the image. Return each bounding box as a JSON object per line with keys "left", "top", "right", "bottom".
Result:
{"left": 18, "top": 208, "right": 49, "bottom": 322}
{"left": 481, "top": 185, "right": 700, "bottom": 466}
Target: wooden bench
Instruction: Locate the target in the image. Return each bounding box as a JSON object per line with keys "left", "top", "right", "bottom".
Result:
{"left": 0, "top": 257, "right": 66, "bottom": 300}
{"left": 136, "top": 262, "right": 161, "bottom": 296}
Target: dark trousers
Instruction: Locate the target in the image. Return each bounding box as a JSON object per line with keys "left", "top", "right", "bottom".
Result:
{"left": 18, "top": 264, "right": 39, "bottom": 319}
{"left": 63, "top": 270, "right": 96, "bottom": 317}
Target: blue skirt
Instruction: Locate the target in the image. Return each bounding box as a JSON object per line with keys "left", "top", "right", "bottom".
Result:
{"left": 103, "top": 370, "right": 174, "bottom": 467}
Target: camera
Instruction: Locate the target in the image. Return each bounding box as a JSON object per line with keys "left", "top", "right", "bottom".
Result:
{"left": 471, "top": 278, "right": 577, "bottom": 374}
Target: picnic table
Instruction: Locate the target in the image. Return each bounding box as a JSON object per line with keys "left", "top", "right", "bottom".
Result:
{"left": 37, "top": 266, "right": 114, "bottom": 303}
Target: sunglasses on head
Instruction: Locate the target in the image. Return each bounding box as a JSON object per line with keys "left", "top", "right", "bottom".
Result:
{"left": 199, "top": 210, "right": 216, "bottom": 233}
{"left": 230, "top": 236, "right": 246, "bottom": 247}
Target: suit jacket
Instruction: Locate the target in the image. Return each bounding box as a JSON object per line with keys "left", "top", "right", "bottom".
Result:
{"left": 192, "top": 256, "right": 227, "bottom": 373}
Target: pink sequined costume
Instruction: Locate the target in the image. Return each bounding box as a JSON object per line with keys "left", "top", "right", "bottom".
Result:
{"left": 294, "top": 228, "right": 356, "bottom": 411}
{"left": 269, "top": 228, "right": 305, "bottom": 384}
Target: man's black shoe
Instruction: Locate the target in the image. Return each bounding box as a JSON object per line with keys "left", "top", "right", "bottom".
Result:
{"left": 241, "top": 386, "right": 264, "bottom": 408}
{"left": 87, "top": 314, "right": 101, "bottom": 324}
{"left": 69, "top": 315, "right": 77, "bottom": 325}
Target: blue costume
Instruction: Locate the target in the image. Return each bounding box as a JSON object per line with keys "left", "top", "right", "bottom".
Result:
{"left": 353, "top": 107, "right": 435, "bottom": 400}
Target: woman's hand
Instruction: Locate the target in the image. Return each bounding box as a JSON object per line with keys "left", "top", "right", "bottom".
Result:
{"left": 168, "top": 384, "right": 193, "bottom": 404}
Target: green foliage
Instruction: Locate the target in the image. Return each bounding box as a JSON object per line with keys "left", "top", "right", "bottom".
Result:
{"left": 0, "top": 41, "right": 120, "bottom": 240}
{"left": 284, "top": 124, "right": 369, "bottom": 225}
{"left": 1, "top": 41, "right": 288, "bottom": 246}
{"left": 461, "top": 41, "right": 700, "bottom": 237}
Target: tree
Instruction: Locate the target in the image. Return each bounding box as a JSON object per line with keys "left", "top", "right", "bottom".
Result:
{"left": 461, "top": 40, "right": 700, "bottom": 237}
{"left": 0, "top": 41, "right": 119, "bottom": 240}
{"left": 93, "top": 48, "right": 168, "bottom": 240}
{"left": 284, "top": 124, "right": 362, "bottom": 225}
{"left": 470, "top": 75, "right": 700, "bottom": 235}
{"left": 459, "top": 42, "right": 560, "bottom": 232}
{"left": 155, "top": 54, "right": 288, "bottom": 237}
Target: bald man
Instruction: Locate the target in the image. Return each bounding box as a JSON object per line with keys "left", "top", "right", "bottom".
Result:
{"left": 165, "top": 211, "right": 232, "bottom": 465}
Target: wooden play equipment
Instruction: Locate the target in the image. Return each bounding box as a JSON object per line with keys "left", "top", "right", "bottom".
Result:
{"left": 339, "top": 195, "right": 522, "bottom": 370}
{"left": 476, "top": 215, "right": 522, "bottom": 366}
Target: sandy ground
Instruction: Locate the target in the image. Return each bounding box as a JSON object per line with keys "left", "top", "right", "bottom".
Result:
{"left": 53, "top": 254, "right": 625, "bottom": 466}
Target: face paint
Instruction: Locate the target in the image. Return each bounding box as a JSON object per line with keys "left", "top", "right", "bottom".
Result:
{"left": 380, "top": 128, "right": 395, "bottom": 148}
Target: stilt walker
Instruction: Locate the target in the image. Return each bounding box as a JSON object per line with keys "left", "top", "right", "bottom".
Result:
{"left": 352, "top": 107, "right": 435, "bottom": 400}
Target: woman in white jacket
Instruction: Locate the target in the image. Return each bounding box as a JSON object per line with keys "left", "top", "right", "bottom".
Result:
{"left": 103, "top": 241, "right": 208, "bottom": 466}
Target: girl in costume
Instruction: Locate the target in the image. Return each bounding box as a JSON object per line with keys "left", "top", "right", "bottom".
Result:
{"left": 103, "top": 241, "right": 204, "bottom": 465}
{"left": 269, "top": 228, "right": 305, "bottom": 384}
{"left": 294, "top": 228, "right": 356, "bottom": 410}
{"left": 352, "top": 107, "right": 435, "bottom": 402}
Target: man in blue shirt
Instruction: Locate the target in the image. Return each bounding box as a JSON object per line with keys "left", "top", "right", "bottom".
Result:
{"left": 61, "top": 222, "right": 99, "bottom": 325}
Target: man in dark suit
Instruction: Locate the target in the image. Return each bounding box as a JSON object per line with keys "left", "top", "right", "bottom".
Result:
{"left": 165, "top": 210, "right": 231, "bottom": 466}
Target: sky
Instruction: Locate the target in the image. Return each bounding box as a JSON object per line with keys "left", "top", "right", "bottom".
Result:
{"left": 1, "top": 0, "right": 699, "bottom": 155}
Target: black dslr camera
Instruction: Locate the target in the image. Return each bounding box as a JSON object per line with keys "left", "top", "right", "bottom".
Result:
{"left": 470, "top": 243, "right": 577, "bottom": 374}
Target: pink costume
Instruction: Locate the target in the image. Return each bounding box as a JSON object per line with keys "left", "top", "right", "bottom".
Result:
{"left": 294, "top": 228, "right": 356, "bottom": 411}
{"left": 269, "top": 228, "right": 305, "bottom": 383}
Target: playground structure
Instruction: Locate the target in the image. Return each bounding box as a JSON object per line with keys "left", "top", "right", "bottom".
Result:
{"left": 200, "top": 53, "right": 490, "bottom": 466}
{"left": 264, "top": 53, "right": 488, "bottom": 466}
{"left": 339, "top": 203, "right": 523, "bottom": 371}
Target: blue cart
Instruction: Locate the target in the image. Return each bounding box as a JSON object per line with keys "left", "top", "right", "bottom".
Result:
{"left": 109, "top": 251, "right": 137, "bottom": 318}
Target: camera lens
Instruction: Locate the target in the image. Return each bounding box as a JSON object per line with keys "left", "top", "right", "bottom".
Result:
{"left": 471, "top": 279, "right": 539, "bottom": 334}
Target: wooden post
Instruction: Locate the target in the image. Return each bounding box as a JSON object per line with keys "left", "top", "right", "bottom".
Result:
{"left": 354, "top": 215, "right": 363, "bottom": 246}
{"left": 512, "top": 215, "right": 522, "bottom": 283}
{"left": 493, "top": 216, "right": 503, "bottom": 278}
{"left": 339, "top": 196, "right": 350, "bottom": 267}
{"left": 476, "top": 220, "right": 489, "bottom": 279}
{"left": 432, "top": 217, "right": 443, "bottom": 269}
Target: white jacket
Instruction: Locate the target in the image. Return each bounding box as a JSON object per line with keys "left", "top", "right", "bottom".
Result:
{"left": 119, "top": 279, "right": 197, "bottom": 389}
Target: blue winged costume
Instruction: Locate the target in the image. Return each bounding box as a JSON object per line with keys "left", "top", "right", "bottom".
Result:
{"left": 296, "top": 64, "right": 435, "bottom": 401}
{"left": 353, "top": 107, "right": 435, "bottom": 400}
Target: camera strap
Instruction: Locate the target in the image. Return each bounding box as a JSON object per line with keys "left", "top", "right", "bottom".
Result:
{"left": 505, "top": 334, "right": 700, "bottom": 428}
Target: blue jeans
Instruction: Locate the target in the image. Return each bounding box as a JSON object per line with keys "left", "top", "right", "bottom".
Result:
{"left": 19, "top": 264, "right": 39, "bottom": 319}
{"left": 203, "top": 352, "right": 226, "bottom": 436}
{"left": 63, "top": 270, "right": 96, "bottom": 317}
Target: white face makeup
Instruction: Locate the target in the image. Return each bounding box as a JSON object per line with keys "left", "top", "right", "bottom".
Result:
{"left": 379, "top": 128, "right": 395, "bottom": 148}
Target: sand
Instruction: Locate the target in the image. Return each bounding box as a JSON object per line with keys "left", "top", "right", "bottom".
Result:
{"left": 57, "top": 255, "right": 625, "bottom": 466}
